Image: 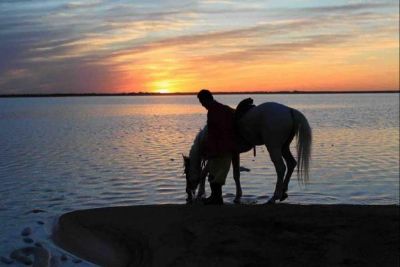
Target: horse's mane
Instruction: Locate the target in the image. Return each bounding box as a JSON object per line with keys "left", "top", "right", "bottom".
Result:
{"left": 188, "top": 126, "right": 207, "bottom": 179}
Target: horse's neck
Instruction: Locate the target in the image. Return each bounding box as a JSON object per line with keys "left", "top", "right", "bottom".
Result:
{"left": 189, "top": 127, "right": 207, "bottom": 161}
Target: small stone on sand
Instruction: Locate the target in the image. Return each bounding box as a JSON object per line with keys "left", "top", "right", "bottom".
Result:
{"left": 21, "top": 227, "right": 32, "bottom": 236}
{"left": 10, "top": 246, "right": 50, "bottom": 266}
{"left": 37, "top": 221, "right": 45, "bottom": 225}
{"left": 72, "top": 258, "right": 82, "bottom": 263}
{"left": 9, "top": 249, "right": 33, "bottom": 265}
{"left": 34, "top": 242, "right": 43, "bottom": 248}
{"left": 60, "top": 254, "right": 68, "bottom": 261}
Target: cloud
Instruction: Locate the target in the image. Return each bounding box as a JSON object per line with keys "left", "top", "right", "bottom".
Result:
{"left": 0, "top": 0, "right": 398, "bottom": 93}
{"left": 0, "top": 68, "right": 31, "bottom": 85}
{"left": 295, "top": 2, "right": 396, "bottom": 13}
{"left": 204, "top": 34, "right": 353, "bottom": 62}
{"left": 61, "top": 0, "right": 104, "bottom": 10}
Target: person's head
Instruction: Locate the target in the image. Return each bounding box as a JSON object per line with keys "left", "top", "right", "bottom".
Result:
{"left": 197, "top": 89, "right": 214, "bottom": 109}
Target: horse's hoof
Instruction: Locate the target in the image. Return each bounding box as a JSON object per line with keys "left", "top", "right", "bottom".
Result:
{"left": 279, "top": 192, "right": 288, "bottom": 202}
{"left": 197, "top": 192, "right": 205, "bottom": 199}
{"left": 196, "top": 195, "right": 205, "bottom": 201}
{"left": 266, "top": 198, "right": 276, "bottom": 204}
{"left": 233, "top": 198, "right": 241, "bottom": 204}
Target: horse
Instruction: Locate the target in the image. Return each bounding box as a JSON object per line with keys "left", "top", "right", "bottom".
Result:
{"left": 183, "top": 101, "right": 312, "bottom": 204}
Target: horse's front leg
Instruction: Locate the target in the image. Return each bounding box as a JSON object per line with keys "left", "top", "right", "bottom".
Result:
{"left": 232, "top": 153, "right": 242, "bottom": 203}
{"left": 196, "top": 162, "right": 209, "bottom": 200}
{"left": 197, "top": 177, "right": 206, "bottom": 199}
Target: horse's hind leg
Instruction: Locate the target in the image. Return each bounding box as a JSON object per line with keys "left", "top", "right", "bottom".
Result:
{"left": 280, "top": 128, "right": 296, "bottom": 201}
{"left": 281, "top": 146, "right": 297, "bottom": 201}
{"left": 267, "top": 147, "right": 286, "bottom": 204}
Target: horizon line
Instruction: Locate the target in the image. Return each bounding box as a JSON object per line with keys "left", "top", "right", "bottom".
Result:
{"left": 0, "top": 90, "right": 399, "bottom": 98}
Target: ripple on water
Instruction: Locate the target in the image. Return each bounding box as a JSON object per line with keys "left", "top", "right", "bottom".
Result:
{"left": 0, "top": 94, "right": 399, "bottom": 264}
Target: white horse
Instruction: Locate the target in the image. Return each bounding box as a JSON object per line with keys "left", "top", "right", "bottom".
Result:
{"left": 183, "top": 102, "right": 312, "bottom": 204}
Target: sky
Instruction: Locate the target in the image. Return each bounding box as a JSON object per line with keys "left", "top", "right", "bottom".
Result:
{"left": 0, "top": 0, "right": 398, "bottom": 94}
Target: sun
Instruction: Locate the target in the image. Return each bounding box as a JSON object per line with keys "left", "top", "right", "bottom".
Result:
{"left": 157, "top": 89, "right": 170, "bottom": 94}
{"left": 152, "top": 80, "right": 174, "bottom": 94}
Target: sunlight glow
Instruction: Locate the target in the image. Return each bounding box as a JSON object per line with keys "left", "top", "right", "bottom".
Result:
{"left": 152, "top": 80, "right": 174, "bottom": 93}
{"left": 0, "top": 1, "right": 398, "bottom": 94}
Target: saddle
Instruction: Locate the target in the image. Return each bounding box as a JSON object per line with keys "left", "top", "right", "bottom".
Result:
{"left": 235, "top": 98, "right": 255, "bottom": 122}
{"left": 234, "top": 98, "right": 256, "bottom": 156}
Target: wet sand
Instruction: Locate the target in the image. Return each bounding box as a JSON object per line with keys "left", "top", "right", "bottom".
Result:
{"left": 53, "top": 204, "right": 399, "bottom": 267}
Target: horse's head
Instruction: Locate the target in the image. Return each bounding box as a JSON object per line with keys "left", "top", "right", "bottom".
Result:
{"left": 182, "top": 154, "right": 201, "bottom": 203}
{"left": 183, "top": 127, "right": 206, "bottom": 203}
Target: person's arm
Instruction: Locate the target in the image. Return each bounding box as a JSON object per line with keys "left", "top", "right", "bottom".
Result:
{"left": 206, "top": 107, "right": 220, "bottom": 142}
{"left": 205, "top": 108, "right": 218, "bottom": 157}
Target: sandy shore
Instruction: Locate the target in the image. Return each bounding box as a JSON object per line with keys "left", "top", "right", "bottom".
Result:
{"left": 53, "top": 204, "right": 399, "bottom": 267}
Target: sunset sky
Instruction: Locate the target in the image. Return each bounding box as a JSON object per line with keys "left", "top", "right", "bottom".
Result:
{"left": 0, "top": 0, "right": 398, "bottom": 94}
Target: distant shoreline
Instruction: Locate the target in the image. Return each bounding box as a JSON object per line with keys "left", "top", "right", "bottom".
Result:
{"left": 0, "top": 90, "right": 398, "bottom": 98}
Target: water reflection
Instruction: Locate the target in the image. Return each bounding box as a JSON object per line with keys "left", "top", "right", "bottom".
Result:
{"left": 0, "top": 94, "right": 398, "bottom": 265}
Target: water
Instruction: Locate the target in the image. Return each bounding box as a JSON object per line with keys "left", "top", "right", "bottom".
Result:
{"left": 0, "top": 93, "right": 399, "bottom": 265}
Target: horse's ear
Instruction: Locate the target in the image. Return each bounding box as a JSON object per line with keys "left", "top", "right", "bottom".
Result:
{"left": 182, "top": 154, "right": 188, "bottom": 161}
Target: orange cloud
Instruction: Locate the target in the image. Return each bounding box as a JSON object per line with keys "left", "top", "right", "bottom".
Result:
{"left": 0, "top": 1, "right": 398, "bottom": 94}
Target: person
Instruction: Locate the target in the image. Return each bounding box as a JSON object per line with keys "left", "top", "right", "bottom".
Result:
{"left": 197, "top": 89, "right": 236, "bottom": 205}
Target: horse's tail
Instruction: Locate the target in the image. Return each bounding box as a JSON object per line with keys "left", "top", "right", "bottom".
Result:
{"left": 292, "top": 109, "right": 312, "bottom": 184}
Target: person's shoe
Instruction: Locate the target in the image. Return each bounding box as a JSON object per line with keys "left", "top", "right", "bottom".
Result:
{"left": 204, "top": 183, "right": 223, "bottom": 205}
{"left": 203, "top": 187, "right": 216, "bottom": 204}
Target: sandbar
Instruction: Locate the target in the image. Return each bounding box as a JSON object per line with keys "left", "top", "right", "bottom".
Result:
{"left": 53, "top": 204, "right": 399, "bottom": 267}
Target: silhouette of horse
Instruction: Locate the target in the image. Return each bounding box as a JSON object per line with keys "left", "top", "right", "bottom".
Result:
{"left": 183, "top": 102, "right": 312, "bottom": 204}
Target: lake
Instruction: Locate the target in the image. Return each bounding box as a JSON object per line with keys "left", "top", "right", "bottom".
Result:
{"left": 0, "top": 93, "right": 399, "bottom": 265}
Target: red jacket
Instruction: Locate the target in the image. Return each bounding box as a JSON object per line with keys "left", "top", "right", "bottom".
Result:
{"left": 204, "top": 101, "right": 235, "bottom": 158}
